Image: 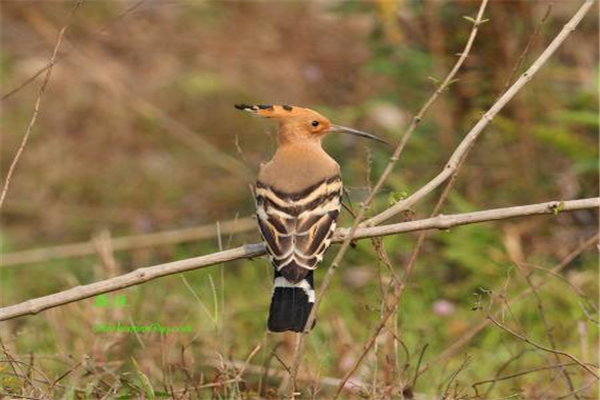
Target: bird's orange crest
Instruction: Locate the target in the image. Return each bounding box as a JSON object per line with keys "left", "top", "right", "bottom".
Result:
{"left": 234, "top": 103, "right": 315, "bottom": 119}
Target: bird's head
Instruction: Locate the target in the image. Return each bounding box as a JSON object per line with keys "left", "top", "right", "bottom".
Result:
{"left": 235, "top": 104, "right": 387, "bottom": 145}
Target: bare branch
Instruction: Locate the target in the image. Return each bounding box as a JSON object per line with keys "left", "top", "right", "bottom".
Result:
{"left": 364, "top": 0, "right": 597, "bottom": 227}
{"left": 0, "top": 0, "right": 83, "bottom": 210}
{"left": 334, "top": 199, "right": 598, "bottom": 242}
{"left": 1, "top": 197, "right": 597, "bottom": 321}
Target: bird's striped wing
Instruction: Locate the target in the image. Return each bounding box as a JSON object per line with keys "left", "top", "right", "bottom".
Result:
{"left": 255, "top": 176, "right": 342, "bottom": 283}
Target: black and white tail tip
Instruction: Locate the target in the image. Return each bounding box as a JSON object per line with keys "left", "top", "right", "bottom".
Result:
{"left": 268, "top": 271, "right": 316, "bottom": 333}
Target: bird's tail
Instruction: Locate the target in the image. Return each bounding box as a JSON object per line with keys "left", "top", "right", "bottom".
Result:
{"left": 268, "top": 271, "right": 316, "bottom": 333}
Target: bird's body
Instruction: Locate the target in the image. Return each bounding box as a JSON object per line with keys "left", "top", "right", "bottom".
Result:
{"left": 256, "top": 147, "right": 342, "bottom": 331}
{"left": 236, "top": 103, "right": 385, "bottom": 333}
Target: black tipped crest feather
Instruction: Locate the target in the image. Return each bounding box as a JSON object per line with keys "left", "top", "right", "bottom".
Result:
{"left": 234, "top": 103, "right": 297, "bottom": 117}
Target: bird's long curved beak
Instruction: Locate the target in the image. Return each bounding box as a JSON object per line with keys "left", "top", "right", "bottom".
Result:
{"left": 329, "top": 124, "right": 389, "bottom": 145}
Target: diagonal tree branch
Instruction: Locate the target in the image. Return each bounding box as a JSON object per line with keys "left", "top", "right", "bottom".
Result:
{"left": 1, "top": 197, "right": 597, "bottom": 321}
{"left": 363, "top": 0, "right": 597, "bottom": 227}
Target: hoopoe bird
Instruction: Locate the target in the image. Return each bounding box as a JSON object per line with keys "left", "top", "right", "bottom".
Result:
{"left": 236, "top": 104, "right": 386, "bottom": 333}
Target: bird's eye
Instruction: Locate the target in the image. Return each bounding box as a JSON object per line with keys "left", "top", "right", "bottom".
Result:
{"left": 311, "top": 120, "right": 320, "bottom": 127}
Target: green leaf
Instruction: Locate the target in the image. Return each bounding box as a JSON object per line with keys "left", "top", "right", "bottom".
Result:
{"left": 445, "top": 78, "right": 460, "bottom": 88}
{"left": 388, "top": 191, "right": 408, "bottom": 206}
{"left": 462, "top": 16, "right": 489, "bottom": 26}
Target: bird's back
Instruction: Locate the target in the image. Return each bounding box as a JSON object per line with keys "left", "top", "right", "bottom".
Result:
{"left": 255, "top": 143, "right": 342, "bottom": 332}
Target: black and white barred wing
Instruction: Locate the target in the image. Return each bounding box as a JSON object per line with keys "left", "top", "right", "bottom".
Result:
{"left": 255, "top": 176, "right": 342, "bottom": 283}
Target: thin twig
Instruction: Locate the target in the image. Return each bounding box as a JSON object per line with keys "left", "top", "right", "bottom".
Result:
{"left": 477, "top": 349, "right": 532, "bottom": 398}
{"left": 0, "top": 0, "right": 83, "bottom": 210}
{"left": 441, "top": 354, "right": 470, "bottom": 399}
{"left": 332, "top": 279, "right": 405, "bottom": 399}
{"left": 499, "top": 4, "right": 552, "bottom": 95}
{"left": 412, "top": 343, "right": 429, "bottom": 390}
{"left": 486, "top": 312, "right": 598, "bottom": 379}
{"left": 0, "top": 198, "right": 597, "bottom": 321}
{"left": 556, "top": 380, "right": 600, "bottom": 400}
{"left": 515, "top": 261, "right": 580, "bottom": 397}
{"left": 524, "top": 263, "right": 599, "bottom": 316}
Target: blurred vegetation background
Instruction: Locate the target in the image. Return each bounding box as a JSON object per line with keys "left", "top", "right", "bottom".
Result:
{"left": 0, "top": 1, "right": 598, "bottom": 399}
